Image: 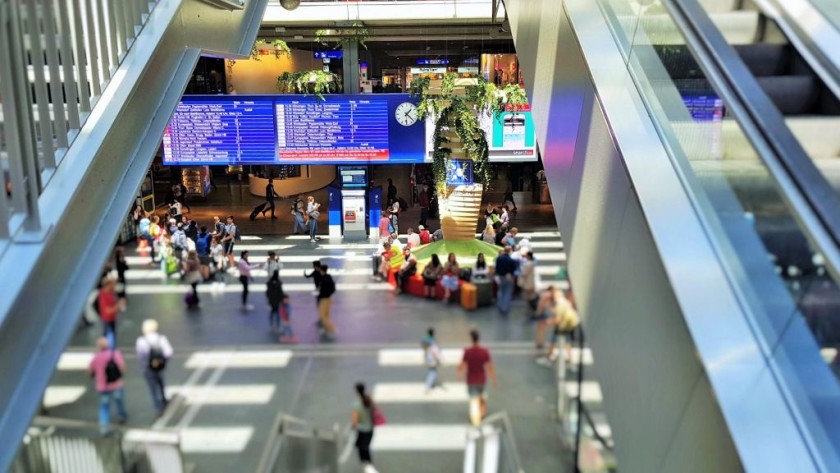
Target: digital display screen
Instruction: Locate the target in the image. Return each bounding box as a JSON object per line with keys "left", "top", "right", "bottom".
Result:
{"left": 424, "top": 108, "right": 538, "bottom": 163}
{"left": 446, "top": 160, "right": 473, "bottom": 185}
{"left": 682, "top": 94, "right": 724, "bottom": 121}
{"left": 163, "top": 94, "right": 425, "bottom": 165}
{"left": 339, "top": 166, "right": 368, "bottom": 188}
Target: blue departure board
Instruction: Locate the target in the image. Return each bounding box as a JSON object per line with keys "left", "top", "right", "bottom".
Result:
{"left": 275, "top": 99, "right": 390, "bottom": 161}
{"left": 163, "top": 94, "right": 426, "bottom": 165}
{"left": 163, "top": 100, "right": 275, "bottom": 163}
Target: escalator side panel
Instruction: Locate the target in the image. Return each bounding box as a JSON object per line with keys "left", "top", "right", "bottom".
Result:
{"left": 506, "top": 0, "right": 826, "bottom": 470}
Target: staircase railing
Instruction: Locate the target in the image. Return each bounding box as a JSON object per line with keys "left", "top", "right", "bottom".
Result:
{"left": 256, "top": 413, "right": 341, "bottom": 473}
{"left": 11, "top": 416, "right": 184, "bottom": 473}
{"left": 0, "top": 0, "right": 162, "bottom": 241}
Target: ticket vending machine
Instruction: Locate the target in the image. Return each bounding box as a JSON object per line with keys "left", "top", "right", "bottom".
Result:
{"left": 338, "top": 167, "right": 368, "bottom": 241}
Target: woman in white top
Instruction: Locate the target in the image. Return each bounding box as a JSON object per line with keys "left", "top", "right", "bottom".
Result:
{"left": 406, "top": 228, "right": 421, "bottom": 249}
{"left": 210, "top": 236, "right": 226, "bottom": 291}
{"left": 264, "top": 251, "right": 282, "bottom": 279}
{"left": 306, "top": 196, "right": 321, "bottom": 242}
{"left": 237, "top": 251, "right": 261, "bottom": 310}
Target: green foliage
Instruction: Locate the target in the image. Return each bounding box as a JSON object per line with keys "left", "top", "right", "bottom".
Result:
{"left": 410, "top": 72, "right": 528, "bottom": 194}
{"left": 315, "top": 21, "right": 369, "bottom": 50}
{"left": 276, "top": 70, "right": 341, "bottom": 100}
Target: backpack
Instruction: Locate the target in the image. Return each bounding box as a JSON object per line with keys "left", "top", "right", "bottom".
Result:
{"left": 104, "top": 352, "right": 122, "bottom": 383}
{"left": 146, "top": 338, "right": 167, "bottom": 372}
{"left": 196, "top": 233, "right": 211, "bottom": 255}
{"left": 234, "top": 226, "right": 242, "bottom": 241}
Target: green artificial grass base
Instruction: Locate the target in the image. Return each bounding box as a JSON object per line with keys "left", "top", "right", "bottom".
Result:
{"left": 410, "top": 239, "right": 502, "bottom": 267}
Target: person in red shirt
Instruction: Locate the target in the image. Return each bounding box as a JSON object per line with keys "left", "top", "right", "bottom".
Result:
{"left": 458, "top": 329, "right": 496, "bottom": 424}
{"left": 418, "top": 225, "right": 431, "bottom": 245}
{"left": 98, "top": 277, "right": 119, "bottom": 347}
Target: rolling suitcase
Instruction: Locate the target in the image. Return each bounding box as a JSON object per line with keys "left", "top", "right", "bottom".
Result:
{"left": 249, "top": 202, "right": 268, "bottom": 220}
{"left": 474, "top": 280, "right": 493, "bottom": 307}
{"left": 461, "top": 283, "right": 478, "bottom": 310}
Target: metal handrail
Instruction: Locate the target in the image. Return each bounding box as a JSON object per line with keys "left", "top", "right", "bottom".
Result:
{"left": 0, "top": 0, "right": 161, "bottom": 239}
{"left": 660, "top": 0, "right": 840, "bottom": 284}
{"left": 255, "top": 413, "right": 341, "bottom": 473}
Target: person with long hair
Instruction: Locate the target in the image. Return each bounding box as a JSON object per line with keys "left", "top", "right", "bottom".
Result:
{"left": 421, "top": 254, "right": 443, "bottom": 299}
{"left": 351, "top": 383, "right": 379, "bottom": 473}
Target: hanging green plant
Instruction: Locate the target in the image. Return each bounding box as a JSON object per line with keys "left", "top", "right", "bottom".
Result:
{"left": 276, "top": 70, "right": 341, "bottom": 100}
{"left": 410, "top": 72, "right": 528, "bottom": 195}
{"left": 314, "top": 21, "right": 369, "bottom": 50}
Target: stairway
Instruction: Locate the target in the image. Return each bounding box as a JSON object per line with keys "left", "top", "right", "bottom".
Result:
{"left": 0, "top": 0, "right": 268, "bottom": 470}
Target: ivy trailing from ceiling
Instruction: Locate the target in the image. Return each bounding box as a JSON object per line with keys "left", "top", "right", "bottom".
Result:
{"left": 276, "top": 70, "right": 341, "bottom": 100}
{"left": 226, "top": 39, "right": 292, "bottom": 76}
{"left": 410, "top": 72, "right": 528, "bottom": 195}
{"left": 314, "top": 21, "right": 369, "bottom": 50}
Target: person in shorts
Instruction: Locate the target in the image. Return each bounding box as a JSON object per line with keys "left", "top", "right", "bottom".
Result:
{"left": 458, "top": 329, "right": 496, "bottom": 425}
{"left": 221, "top": 215, "right": 237, "bottom": 268}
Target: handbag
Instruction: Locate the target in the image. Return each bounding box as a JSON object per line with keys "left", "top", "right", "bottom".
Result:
{"left": 372, "top": 405, "right": 387, "bottom": 426}
{"left": 309, "top": 210, "right": 320, "bottom": 220}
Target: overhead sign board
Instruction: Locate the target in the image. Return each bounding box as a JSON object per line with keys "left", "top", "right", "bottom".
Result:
{"left": 314, "top": 50, "right": 343, "bottom": 59}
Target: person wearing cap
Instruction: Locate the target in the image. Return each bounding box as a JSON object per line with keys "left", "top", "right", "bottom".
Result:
{"left": 418, "top": 225, "right": 431, "bottom": 245}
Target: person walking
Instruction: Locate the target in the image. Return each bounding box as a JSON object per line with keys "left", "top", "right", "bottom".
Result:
{"left": 351, "top": 383, "right": 380, "bottom": 473}
{"left": 264, "top": 251, "right": 282, "bottom": 280}
{"left": 388, "top": 200, "right": 400, "bottom": 235}
{"left": 494, "top": 246, "right": 518, "bottom": 315}
{"left": 534, "top": 285, "right": 560, "bottom": 351}
{"left": 238, "top": 251, "right": 260, "bottom": 311}
{"left": 135, "top": 319, "right": 173, "bottom": 418}
{"left": 265, "top": 178, "right": 279, "bottom": 219}
{"left": 378, "top": 213, "right": 391, "bottom": 239}
{"left": 291, "top": 194, "right": 306, "bottom": 235}
{"left": 138, "top": 212, "right": 156, "bottom": 263}
{"left": 210, "top": 235, "right": 226, "bottom": 292}
{"left": 518, "top": 251, "right": 537, "bottom": 318}
{"left": 422, "top": 337, "right": 443, "bottom": 393}
{"left": 457, "top": 330, "right": 496, "bottom": 425}
{"left": 317, "top": 264, "right": 337, "bottom": 341}
{"left": 306, "top": 196, "right": 321, "bottom": 243}
{"left": 183, "top": 250, "right": 202, "bottom": 307}
{"left": 89, "top": 337, "right": 128, "bottom": 435}
{"left": 266, "top": 270, "right": 285, "bottom": 333}
{"left": 98, "top": 277, "right": 120, "bottom": 347}
{"left": 386, "top": 178, "right": 397, "bottom": 206}
{"left": 222, "top": 216, "right": 238, "bottom": 269}
{"left": 418, "top": 184, "right": 430, "bottom": 227}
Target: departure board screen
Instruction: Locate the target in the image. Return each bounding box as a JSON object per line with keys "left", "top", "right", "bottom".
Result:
{"left": 163, "top": 94, "right": 426, "bottom": 165}
{"left": 163, "top": 100, "right": 275, "bottom": 164}
{"left": 275, "top": 99, "right": 389, "bottom": 161}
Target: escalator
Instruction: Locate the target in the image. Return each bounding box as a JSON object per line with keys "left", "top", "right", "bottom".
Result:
{"left": 0, "top": 0, "right": 268, "bottom": 470}
{"left": 505, "top": 0, "right": 840, "bottom": 471}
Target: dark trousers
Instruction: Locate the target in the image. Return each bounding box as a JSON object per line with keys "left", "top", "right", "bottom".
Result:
{"left": 140, "top": 234, "right": 156, "bottom": 261}
{"left": 239, "top": 275, "right": 249, "bottom": 305}
{"left": 356, "top": 430, "right": 374, "bottom": 463}
{"left": 266, "top": 200, "right": 275, "bottom": 217}
{"left": 143, "top": 369, "right": 167, "bottom": 412}
{"left": 420, "top": 206, "right": 428, "bottom": 226}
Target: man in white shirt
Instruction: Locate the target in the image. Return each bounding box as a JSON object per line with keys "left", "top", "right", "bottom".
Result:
{"left": 135, "top": 319, "right": 174, "bottom": 417}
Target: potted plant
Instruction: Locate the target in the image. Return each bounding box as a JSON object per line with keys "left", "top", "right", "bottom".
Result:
{"left": 410, "top": 73, "right": 527, "bottom": 242}
{"left": 314, "top": 21, "right": 369, "bottom": 50}
{"left": 276, "top": 70, "right": 341, "bottom": 99}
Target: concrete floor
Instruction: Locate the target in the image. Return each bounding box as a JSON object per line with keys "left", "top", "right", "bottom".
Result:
{"left": 42, "top": 205, "right": 577, "bottom": 472}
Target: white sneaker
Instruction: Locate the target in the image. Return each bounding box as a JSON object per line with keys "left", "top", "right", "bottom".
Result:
{"left": 244, "top": 304, "right": 254, "bottom": 311}
{"left": 363, "top": 464, "right": 379, "bottom": 473}
{"left": 535, "top": 357, "right": 552, "bottom": 366}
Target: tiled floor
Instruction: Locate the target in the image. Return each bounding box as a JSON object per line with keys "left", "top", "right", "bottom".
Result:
{"left": 43, "top": 211, "right": 579, "bottom": 472}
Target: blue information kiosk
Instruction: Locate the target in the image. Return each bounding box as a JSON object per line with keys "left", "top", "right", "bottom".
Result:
{"left": 338, "top": 167, "right": 368, "bottom": 241}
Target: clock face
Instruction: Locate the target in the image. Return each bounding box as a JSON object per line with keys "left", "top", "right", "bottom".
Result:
{"left": 395, "top": 102, "right": 418, "bottom": 127}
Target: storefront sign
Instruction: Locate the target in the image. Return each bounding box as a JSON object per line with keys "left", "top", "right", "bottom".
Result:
{"left": 416, "top": 58, "right": 450, "bottom": 65}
